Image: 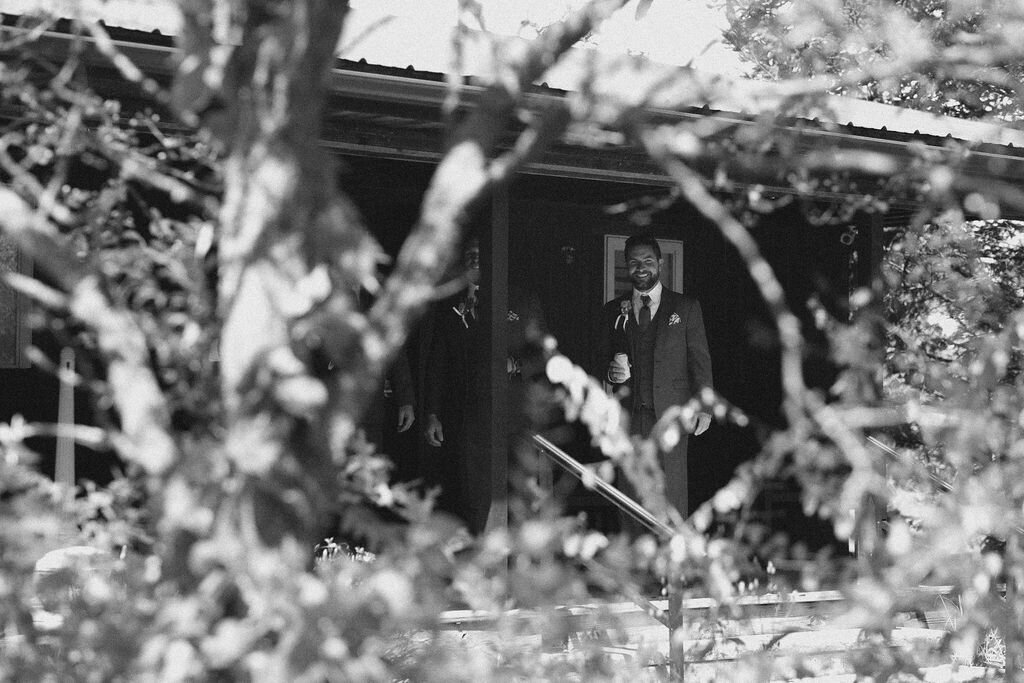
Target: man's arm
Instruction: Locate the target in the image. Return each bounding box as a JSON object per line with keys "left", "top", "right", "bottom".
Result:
{"left": 600, "top": 299, "right": 630, "bottom": 383}
{"left": 388, "top": 348, "right": 415, "bottom": 433}
{"left": 423, "top": 309, "right": 447, "bottom": 447}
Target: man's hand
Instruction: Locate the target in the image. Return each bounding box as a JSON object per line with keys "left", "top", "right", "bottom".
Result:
{"left": 607, "top": 360, "right": 628, "bottom": 384}
{"left": 396, "top": 404, "right": 415, "bottom": 433}
{"left": 425, "top": 413, "right": 444, "bottom": 447}
{"left": 693, "top": 412, "right": 711, "bottom": 436}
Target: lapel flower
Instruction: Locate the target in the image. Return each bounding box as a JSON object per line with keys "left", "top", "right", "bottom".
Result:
{"left": 668, "top": 312, "right": 681, "bottom": 326}
{"left": 508, "top": 310, "right": 520, "bottom": 321}
{"left": 615, "top": 298, "right": 630, "bottom": 330}
{"left": 453, "top": 301, "right": 470, "bottom": 328}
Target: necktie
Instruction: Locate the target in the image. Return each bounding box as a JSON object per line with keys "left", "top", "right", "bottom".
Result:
{"left": 639, "top": 294, "right": 651, "bottom": 329}
{"left": 466, "top": 287, "right": 478, "bottom": 320}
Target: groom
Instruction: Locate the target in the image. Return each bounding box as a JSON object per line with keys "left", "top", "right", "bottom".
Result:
{"left": 602, "top": 234, "right": 713, "bottom": 518}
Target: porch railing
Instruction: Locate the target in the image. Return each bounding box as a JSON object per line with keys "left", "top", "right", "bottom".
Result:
{"left": 531, "top": 433, "right": 676, "bottom": 628}
{"left": 531, "top": 433, "right": 674, "bottom": 541}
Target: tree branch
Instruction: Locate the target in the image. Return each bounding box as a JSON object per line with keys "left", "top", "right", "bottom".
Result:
{"left": 0, "top": 188, "right": 177, "bottom": 474}
{"left": 367, "top": 0, "right": 628, "bottom": 406}
{"left": 638, "top": 126, "right": 808, "bottom": 425}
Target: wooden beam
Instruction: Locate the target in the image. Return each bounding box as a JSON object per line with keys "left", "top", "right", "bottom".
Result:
{"left": 55, "top": 348, "right": 75, "bottom": 488}
{"left": 485, "top": 186, "right": 510, "bottom": 532}
{"left": 0, "top": 235, "right": 31, "bottom": 368}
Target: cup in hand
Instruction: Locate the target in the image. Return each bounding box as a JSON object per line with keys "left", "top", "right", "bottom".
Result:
{"left": 611, "top": 352, "right": 631, "bottom": 383}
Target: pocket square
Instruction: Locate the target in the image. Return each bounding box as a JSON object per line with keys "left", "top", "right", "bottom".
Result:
{"left": 668, "top": 313, "right": 681, "bottom": 326}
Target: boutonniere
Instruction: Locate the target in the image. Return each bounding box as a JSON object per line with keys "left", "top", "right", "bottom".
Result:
{"left": 668, "top": 312, "right": 681, "bottom": 326}
{"left": 453, "top": 302, "right": 470, "bottom": 328}
{"left": 508, "top": 310, "right": 519, "bottom": 321}
{"left": 614, "top": 298, "right": 630, "bottom": 330}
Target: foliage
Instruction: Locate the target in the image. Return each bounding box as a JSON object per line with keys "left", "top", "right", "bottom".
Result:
{"left": 2, "top": 39, "right": 220, "bottom": 433}
{"left": 875, "top": 216, "right": 1024, "bottom": 672}
{"left": 887, "top": 218, "right": 1024, "bottom": 401}
{"left": 1, "top": 0, "right": 1024, "bottom": 681}
{"left": 720, "top": 0, "right": 1024, "bottom": 119}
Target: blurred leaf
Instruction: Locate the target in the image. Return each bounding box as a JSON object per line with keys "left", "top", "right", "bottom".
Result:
{"left": 635, "top": 0, "right": 654, "bottom": 20}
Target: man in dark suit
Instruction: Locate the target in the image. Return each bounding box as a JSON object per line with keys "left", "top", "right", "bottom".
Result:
{"left": 424, "top": 237, "right": 545, "bottom": 533}
{"left": 361, "top": 350, "right": 415, "bottom": 454}
{"left": 424, "top": 238, "right": 488, "bottom": 532}
{"left": 602, "top": 235, "right": 713, "bottom": 518}
{"left": 353, "top": 286, "right": 416, "bottom": 454}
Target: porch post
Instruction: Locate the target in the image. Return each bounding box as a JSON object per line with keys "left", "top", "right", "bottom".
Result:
{"left": 0, "top": 236, "right": 31, "bottom": 369}
{"left": 668, "top": 582, "right": 685, "bottom": 679}
{"left": 484, "top": 185, "right": 509, "bottom": 531}
{"left": 851, "top": 213, "right": 887, "bottom": 560}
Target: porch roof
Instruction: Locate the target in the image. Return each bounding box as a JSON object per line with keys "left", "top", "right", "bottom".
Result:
{"left": 4, "top": 9, "right": 1024, "bottom": 217}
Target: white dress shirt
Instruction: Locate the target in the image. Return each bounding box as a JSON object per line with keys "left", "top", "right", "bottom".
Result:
{"left": 633, "top": 281, "right": 663, "bottom": 322}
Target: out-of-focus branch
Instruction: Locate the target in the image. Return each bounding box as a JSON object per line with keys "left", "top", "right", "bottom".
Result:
{"left": 338, "top": 15, "right": 395, "bottom": 59}
{"left": 0, "top": 144, "right": 74, "bottom": 228}
{"left": 443, "top": 0, "right": 483, "bottom": 130}
{"left": 82, "top": 18, "right": 199, "bottom": 128}
{"left": 0, "top": 188, "right": 177, "bottom": 474}
{"left": 638, "top": 126, "right": 807, "bottom": 426}
{"left": 118, "top": 152, "right": 216, "bottom": 209}
{"left": 3, "top": 271, "right": 68, "bottom": 312}
{"left": 639, "top": 125, "right": 899, "bottom": 539}
{"left": 369, "top": 0, "right": 627, "bottom": 397}
{"left": 69, "top": 277, "right": 178, "bottom": 474}
{"left": 0, "top": 419, "right": 110, "bottom": 451}
{"left": 505, "top": 0, "right": 627, "bottom": 94}
{"left": 568, "top": 39, "right": 1024, "bottom": 134}
{"left": 0, "top": 13, "right": 58, "bottom": 51}
{"left": 488, "top": 103, "right": 572, "bottom": 185}
{"left": 206, "top": 0, "right": 358, "bottom": 415}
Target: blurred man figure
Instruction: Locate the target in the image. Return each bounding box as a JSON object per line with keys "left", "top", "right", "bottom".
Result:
{"left": 424, "top": 238, "right": 488, "bottom": 532}
{"left": 424, "top": 237, "right": 544, "bottom": 533}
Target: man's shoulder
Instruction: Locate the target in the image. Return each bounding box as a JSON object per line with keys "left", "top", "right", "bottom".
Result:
{"left": 431, "top": 296, "right": 468, "bottom": 329}
{"left": 661, "top": 289, "right": 700, "bottom": 308}
{"left": 603, "top": 296, "right": 628, "bottom": 311}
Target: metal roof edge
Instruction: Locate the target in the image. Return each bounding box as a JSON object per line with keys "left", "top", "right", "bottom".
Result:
{"left": 8, "top": 24, "right": 1024, "bottom": 168}
{"left": 6, "top": 7, "right": 1024, "bottom": 150}
{"left": 328, "top": 66, "right": 1024, "bottom": 164}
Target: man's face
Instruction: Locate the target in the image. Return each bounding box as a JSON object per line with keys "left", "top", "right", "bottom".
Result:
{"left": 626, "top": 244, "right": 662, "bottom": 292}
{"left": 464, "top": 242, "right": 481, "bottom": 285}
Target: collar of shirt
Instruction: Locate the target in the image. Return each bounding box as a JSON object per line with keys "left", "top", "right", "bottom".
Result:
{"left": 633, "top": 281, "right": 663, "bottom": 320}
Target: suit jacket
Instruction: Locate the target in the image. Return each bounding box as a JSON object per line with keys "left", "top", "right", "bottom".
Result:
{"left": 425, "top": 289, "right": 487, "bottom": 430}
{"left": 426, "top": 284, "right": 547, "bottom": 420}
{"left": 385, "top": 350, "right": 414, "bottom": 408}
{"left": 601, "top": 287, "right": 713, "bottom": 418}
{"left": 351, "top": 286, "right": 415, "bottom": 408}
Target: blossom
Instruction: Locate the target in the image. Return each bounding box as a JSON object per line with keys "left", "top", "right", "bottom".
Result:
{"left": 615, "top": 298, "right": 630, "bottom": 330}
